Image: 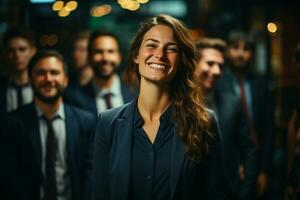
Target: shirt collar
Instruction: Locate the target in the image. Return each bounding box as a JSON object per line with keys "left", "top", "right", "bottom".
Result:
{"left": 35, "top": 102, "right": 65, "bottom": 120}
{"left": 134, "top": 103, "right": 173, "bottom": 130}
{"left": 134, "top": 103, "right": 143, "bottom": 128}
{"left": 8, "top": 80, "right": 31, "bottom": 88}
{"left": 159, "top": 104, "right": 173, "bottom": 129}
{"left": 93, "top": 75, "right": 122, "bottom": 97}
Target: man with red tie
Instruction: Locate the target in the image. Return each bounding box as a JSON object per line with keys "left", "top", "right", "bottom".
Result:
{"left": 195, "top": 37, "right": 257, "bottom": 200}
{"left": 217, "top": 31, "right": 276, "bottom": 199}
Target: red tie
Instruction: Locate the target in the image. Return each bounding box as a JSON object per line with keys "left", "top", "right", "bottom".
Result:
{"left": 238, "top": 81, "right": 260, "bottom": 148}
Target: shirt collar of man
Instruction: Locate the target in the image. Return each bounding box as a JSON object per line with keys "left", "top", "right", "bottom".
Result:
{"left": 8, "top": 79, "right": 31, "bottom": 88}
{"left": 93, "top": 74, "right": 122, "bottom": 98}
{"left": 35, "top": 102, "right": 65, "bottom": 120}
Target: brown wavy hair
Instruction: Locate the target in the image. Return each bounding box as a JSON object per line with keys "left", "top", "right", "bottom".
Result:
{"left": 123, "top": 15, "right": 212, "bottom": 160}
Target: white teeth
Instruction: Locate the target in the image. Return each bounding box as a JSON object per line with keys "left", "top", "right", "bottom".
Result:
{"left": 149, "top": 63, "right": 167, "bottom": 69}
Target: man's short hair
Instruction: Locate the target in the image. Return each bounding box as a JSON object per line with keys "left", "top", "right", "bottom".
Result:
{"left": 28, "top": 50, "right": 67, "bottom": 76}
{"left": 88, "top": 30, "right": 120, "bottom": 55}
{"left": 195, "top": 38, "right": 227, "bottom": 60}
{"left": 73, "top": 31, "right": 90, "bottom": 45}
{"left": 2, "top": 27, "right": 36, "bottom": 48}
{"left": 227, "top": 30, "right": 254, "bottom": 51}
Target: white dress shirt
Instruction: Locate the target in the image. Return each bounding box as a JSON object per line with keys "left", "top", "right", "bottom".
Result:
{"left": 6, "top": 83, "right": 33, "bottom": 112}
{"left": 94, "top": 75, "right": 124, "bottom": 114}
{"left": 36, "top": 103, "right": 71, "bottom": 200}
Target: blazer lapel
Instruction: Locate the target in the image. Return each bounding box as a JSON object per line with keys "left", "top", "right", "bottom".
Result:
{"left": 83, "top": 82, "right": 98, "bottom": 116}
{"left": 0, "top": 79, "right": 8, "bottom": 115}
{"left": 27, "top": 104, "right": 42, "bottom": 168}
{"left": 121, "top": 83, "right": 136, "bottom": 103}
{"left": 64, "top": 105, "right": 78, "bottom": 180}
{"left": 112, "top": 101, "right": 136, "bottom": 200}
{"left": 249, "top": 79, "right": 257, "bottom": 123}
{"left": 170, "top": 127, "right": 185, "bottom": 200}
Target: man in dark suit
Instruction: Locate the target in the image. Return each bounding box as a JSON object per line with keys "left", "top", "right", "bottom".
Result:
{"left": 1, "top": 50, "right": 96, "bottom": 200}
{"left": 194, "top": 38, "right": 257, "bottom": 199}
{"left": 0, "top": 28, "right": 36, "bottom": 117}
{"left": 64, "top": 30, "right": 135, "bottom": 117}
{"left": 217, "top": 31, "right": 275, "bottom": 199}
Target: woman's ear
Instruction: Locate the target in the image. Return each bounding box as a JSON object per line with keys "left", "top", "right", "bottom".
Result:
{"left": 133, "top": 56, "right": 139, "bottom": 64}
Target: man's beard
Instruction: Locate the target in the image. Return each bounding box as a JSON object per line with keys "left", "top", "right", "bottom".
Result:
{"left": 229, "top": 57, "right": 249, "bottom": 70}
{"left": 33, "top": 83, "right": 65, "bottom": 104}
{"left": 93, "top": 61, "right": 117, "bottom": 80}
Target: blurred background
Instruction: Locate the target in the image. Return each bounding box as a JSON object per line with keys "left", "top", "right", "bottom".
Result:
{"left": 0, "top": 0, "right": 300, "bottom": 198}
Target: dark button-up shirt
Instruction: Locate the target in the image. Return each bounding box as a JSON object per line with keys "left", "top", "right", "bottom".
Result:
{"left": 130, "top": 105, "right": 174, "bottom": 200}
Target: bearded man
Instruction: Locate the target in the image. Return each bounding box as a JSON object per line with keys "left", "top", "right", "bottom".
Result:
{"left": 1, "top": 50, "right": 96, "bottom": 200}
{"left": 64, "top": 30, "right": 135, "bottom": 117}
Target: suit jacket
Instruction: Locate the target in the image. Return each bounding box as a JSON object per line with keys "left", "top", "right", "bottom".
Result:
{"left": 0, "top": 77, "right": 8, "bottom": 118}
{"left": 0, "top": 103, "right": 96, "bottom": 200}
{"left": 92, "top": 100, "right": 226, "bottom": 200}
{"left": 64, "top": 78, "right": 136, "bottom": 117}
{"left": 213, "top": 91, "right": 257, "bottom": 200}
{"left": 217, "top": 68, "right": 275, "bottom": 173}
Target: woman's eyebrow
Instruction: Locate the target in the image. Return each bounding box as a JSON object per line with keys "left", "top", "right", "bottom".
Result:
{"left": 145, "top": 38, "right": 178, "bottom": 46}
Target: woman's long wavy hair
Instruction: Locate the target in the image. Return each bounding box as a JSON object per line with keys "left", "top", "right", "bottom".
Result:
{"left": 123, "top": 15, "right": 212, "bottom": 160}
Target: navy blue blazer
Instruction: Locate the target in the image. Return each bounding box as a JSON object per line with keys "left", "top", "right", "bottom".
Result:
{"left": 0, "top": 103, "right": 96, "bottom": 200}
{"left": 217, "top": 68, "right": 275, "bottom": 173}
{"left": 92, "top": 100, "right": 226, "bottom": 200}
{"left": 214, "top": 91, "right": 257, "bottom": 200}
{"left": 64, "top": 79, "right": 136, "bottom": 117}
{"left": 0, "top": 77, "right": 8, "bottom": 118}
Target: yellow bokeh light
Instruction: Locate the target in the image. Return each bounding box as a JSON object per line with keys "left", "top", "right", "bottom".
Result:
{"left": 128, "top": 1, "right": 140, "bottom": 11}
{"left": 267, "top": 22, "right": 277, "bottom": 33}
{"left": 58, "top": 8, "right": 70, "bottom": 17}
{"left": 137, "top": 0, "right": 149, "bottom": 4}
{"left": 120, "top": 0, "right": 140, "bottom": 10}
{"left": 65, "top": 1, "right": 78, "bottom": 12}
{"left": 102, "top": 5, "right": 112, "bottom": 14}
{"left": 90, "top": 8, "right": 98, "bottom": 17}
{"left": 52, "top": 1, "right": 64, "bottom": 11}
{"left": 91, "top": 5, "right": 111, "bottom": 17}
{"left": 118, "top": 0, "right": 127, "bottom": 5}
{"left": 120, "top": 0, "right": 131, "bottom": 9}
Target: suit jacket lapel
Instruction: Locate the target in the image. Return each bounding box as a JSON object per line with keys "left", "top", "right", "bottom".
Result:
{"left": 112, "top": 101, "right": 135, "bottom": 200}
{"left": 0, "top": 79, "right": 8, "bottom": 115}
{"left": 111, "top": 100, "right": 185, "bottom": 200}
{"left": 64, "top": 105, "right": 78, "bottom": 181}
{"left": 27, "top": 103, "right": 42, "bottom": 168}
{"left": 83, "top": 82, "right": 98, "bottom": 116}
{"left": 170, "top": 126, "right": 185, "bottom": 200}
{"left": 222, "top": 68, "right": 237, "bottom": 95}
{"left": 249, "top": 79, "right": 257, "bottom": 123}
{"left": 121, "top": 83, "right": 136, "bottom": 103}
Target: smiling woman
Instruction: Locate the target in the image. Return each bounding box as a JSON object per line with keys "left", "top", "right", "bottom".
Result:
{"left": 92, "top": 14, "right": 225, "bottom": 200}
{"left": 134, "top": 25, "right": 180, "bottom": 84}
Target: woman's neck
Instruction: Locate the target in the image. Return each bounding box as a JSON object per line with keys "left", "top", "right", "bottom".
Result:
{"left": 138, "top": 80, "right": 171, "bottom": 122}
